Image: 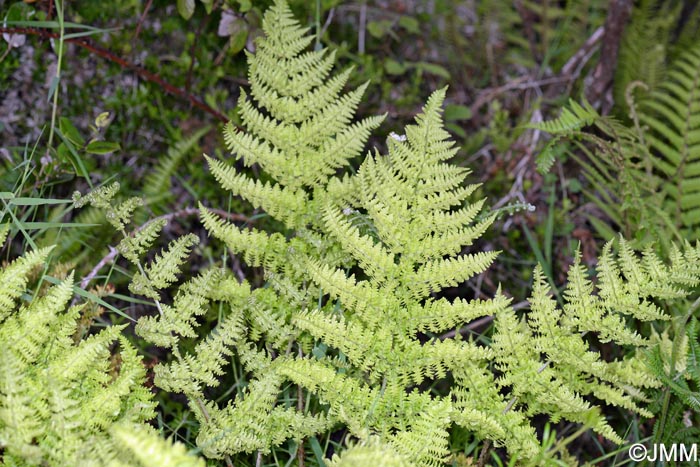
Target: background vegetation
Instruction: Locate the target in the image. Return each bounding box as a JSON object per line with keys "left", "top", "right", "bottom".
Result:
{"left": 1, "top": 0, "right": 700, "bottom": 465}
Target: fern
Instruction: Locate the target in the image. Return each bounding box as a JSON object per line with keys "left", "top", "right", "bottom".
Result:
{"left": 613, "top": 0, "right": 680, "bottom": 113}
{"left": 0, "top": 230, "right": 202, "bottom": 466}
{"left": 646, "top": 316, "right": 700, "bottom": 444}
{"left": 142, "top": 125, "right": 211, "bottom": 213}
{"left": 492, "top": 238, "right": 700, "bottom": 446}
{"left": 532, "top": 97, "right": 677, "bottom": 246}
{"left": 535, "top": 44, "right": 700, "bottom": 245}
{"left": 207, "top": 0, "right": 384, "bottom": 230}
{"left": 99, "top": 2, "right": 700, "bottom": 465}
{"left": 641, "top": 44, "right": 700, "bottom": 233}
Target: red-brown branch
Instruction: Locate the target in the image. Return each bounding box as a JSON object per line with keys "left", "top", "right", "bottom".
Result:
{"left": 1, "top": 26, "right": 230, "bottom": 123}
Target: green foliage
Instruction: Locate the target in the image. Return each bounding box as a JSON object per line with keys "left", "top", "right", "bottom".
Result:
{"left": 109, "top": 424, "right": 207, "bottom": 467}
{"left": 326, "top": 437, "right": 411, "bottom": 467}
{"left": 613, "top": 0, "right": 700, "bottom": 116}
{"left": 494, "top": 239, "right": 700, "bottom": 443}
{"left": 529, "top": 99, "right": 599, "bottom": 174}
{"left": 0, "top": 232, "right": 146, "bottom": 465}
{"left": 9, "top": 0, "right": 700, "bottom": 464}
{"left": 534, "top": 43, "right": 700, "bottom": 247}
{"left": 475, "top": 0, "right": 607, "bottom": 71}
{"left": 0, "top": 216, "right": 209, "bottom": 466}
{"left": 142, "top": 126, "right": 211, "bottom": 214}
{"left": 613, "top": 0, "right": 680, "bottom": 113}
{"left": 211, "top": 0, "right": 384, "bottom": 224}
{"left": 121, "top": 4, "right": 700, "bottom": 464}
{"left": 647, "top": 316, "right": 700, "bottom": 445}
{"left": 640, "top": 45, "right": 700, "bottom": 234}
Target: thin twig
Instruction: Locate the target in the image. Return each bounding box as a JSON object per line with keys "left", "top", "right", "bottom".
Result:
{"left": 132, "top": 0, "right": 154, "bottom": 45}
{"left": 358, "top": 2, "right": 366, "bottom": 54}
{"left": 79, "top": 207, "right": 250, "bottom": 290}
{"left": 560, "top": 26, "right": 604, "bottom": 77}
{"left": 470, "top": 76, "right": 571, "bottom": 114}
{"left": 470, "top": 25, "right": 606, "bottom": 115}
{"left": 477, "top": 439, "right": 491, "bottom": 467}
{"left": 297, "top": 348, "right": 306, "bottom": 467}
{"left": 320, "top": 8, "right": 335, "bottom": 39}
{"left": 585, "top": 0, "right": 633, "bottom": 111}
{"left": 0, "top": 27, "right": 232, "bottom": 123}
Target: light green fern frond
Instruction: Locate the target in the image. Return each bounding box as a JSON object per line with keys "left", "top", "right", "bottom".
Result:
{"left": 110, "top": 424, "right": 206, "bottom": 467}
{"left": 129, "top": 233, "right": 199, "bottom": 299}
{"left": 206, "top": 0, "right": 384, "bottom": 233}
{"left": 492, "top": 238, "right": 700, "bottom": 446}
{"left": 118, "top": 218, "right": 167, "bottom": 265}
{"left": 327, "top": 437, "right": 413, "bottom": 467}
{"left": 0, "top": 245, "right": 53, "bottom": 321}
{"left": 0, "top": 239, "right": 162, "bottom": 466}
{"left": 0, "top": 224, "right": 8, "bottom": 245}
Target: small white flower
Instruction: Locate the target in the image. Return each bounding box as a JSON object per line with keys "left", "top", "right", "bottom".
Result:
{"left": 684, "top": 410, "right": 692, "bottom": 428}
{"left": 389, "top": 132, "right": 406, "bottom": 142}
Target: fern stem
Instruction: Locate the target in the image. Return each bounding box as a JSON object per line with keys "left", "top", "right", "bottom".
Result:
{"left": 79, "top": 207, "right": 250, "bottom": 291}
{"left": 477, "top": 439, "right": 491, "bottom": 467}
{"left": 297, "top": 347, "right": 306, "bottom": 467}
{"left": 194, "top": 397, "right": 234, "bottom": 467}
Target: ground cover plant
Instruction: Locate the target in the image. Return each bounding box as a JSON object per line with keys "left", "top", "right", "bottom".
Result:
{"left": 2, "top": 0, "right": 700, "bottom": 466}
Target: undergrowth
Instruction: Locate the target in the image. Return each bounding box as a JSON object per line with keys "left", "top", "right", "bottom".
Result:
{"left": 2, "top": 1, "right": 700, "bottom": 466}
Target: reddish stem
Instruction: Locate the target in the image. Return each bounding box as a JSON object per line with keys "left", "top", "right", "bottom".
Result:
{"left": 1, "top": 26, "right": 231, "bottom": 123}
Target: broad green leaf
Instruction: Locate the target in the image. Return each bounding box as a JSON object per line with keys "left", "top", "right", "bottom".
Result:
{"left": 237, "top": 0, "right": 252, "bottom": 12}
{"left": 415, "top": 62, "right": 450, "bottom": 79}
{"left": 59, "top": 117, "right": 85, "bottom": 147}
{"left": 398, "top": 16, "right": 420, "bottom": 34}
{"left": 367, "top": 20, "right": 392, "bottom": 38}
{"left": 85, "top": 141, "right": 121, "bottom": 155}
{"left": 177, "top": 0, "right": 196, "bottom": 20}
{"left": 444, "top": 104, "right": 472, "bottom": 121}
{"left": 384, "top": 59, "right": 406, "bottom": 76}
{"left": 230, "top": 28, "right": 248, "bottom": 54}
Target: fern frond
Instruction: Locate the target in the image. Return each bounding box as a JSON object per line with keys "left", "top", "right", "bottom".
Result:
{"left": 143, "top": 126, "right": 211, "bottom": 210}
{"left": 206, "top": 155, "right": 308, "bottom": 228}
{"left": 0, "top": 224, "right": 8, "bottom": 245}
{"left": 200, "top": 205, "right": 287, "bottom": 268}
{"left": 327, "top": 437, "right": 413, "bottom": 467}
{"left": 129, "top": 233, "right": 199, "bottom": 299}
{"left": 491, "top": 239, "right": 700, "bottom": 447}
{"left": 0, "top": 246, "right": 158, "bottom": 466}
{"left": 204, "top": 0, "right": 383, "bottom": 237}
{"left": 530, "top": 99, "right": 599, "bottom": 134}
{"left": 110, "top": 424, "right": 206, "bottom": 467}
{"left": 641, "top": 45, "right": 700, "bottom": 231}
{"left": 118, "top": 218, "right": 167, "bottom": 265}
{"left": 0, "top": 245, "right": 53, "bottom": 321}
